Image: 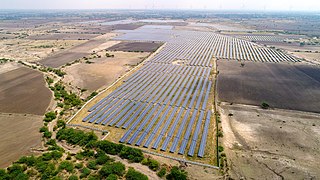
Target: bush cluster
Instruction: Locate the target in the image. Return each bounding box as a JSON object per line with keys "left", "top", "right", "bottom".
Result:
{"left": 50, "top": 83, "right": 82, "bottom": 108}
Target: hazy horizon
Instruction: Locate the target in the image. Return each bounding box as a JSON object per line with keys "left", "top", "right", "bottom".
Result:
{"left": 1, "top": 0, "right": 320, "bottom": 11}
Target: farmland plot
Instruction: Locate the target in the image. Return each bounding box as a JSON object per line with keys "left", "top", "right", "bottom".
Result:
{"left": 217, "top": 60, "right": 320, "bottom": 113}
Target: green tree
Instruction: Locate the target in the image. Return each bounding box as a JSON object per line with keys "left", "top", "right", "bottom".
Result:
{"left": 119, "top": 146, "right": 144, "bottom": 163}
{"left": 125, "top": 168, "right": 148, "bottom": 180}
{"left": 59, "top": 161, "right": 74, "bottom": 173}
{"left": 99, "top": 162, "right": 125, "bottom": 177}
{"left": 69, "top": 175, "right": 78, "bottom": 180}
{"left": 157, "top": 167, "right": 166, "bottom": 177}
{"left": 166, "top": 166, "right": 187, "bottom": 180}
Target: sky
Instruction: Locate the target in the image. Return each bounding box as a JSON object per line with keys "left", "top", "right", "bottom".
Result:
{"left": 1, "top": 0, "right": 320, "bottom": 11}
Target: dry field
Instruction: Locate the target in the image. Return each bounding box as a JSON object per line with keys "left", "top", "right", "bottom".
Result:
{"left": 217, "top": 60, "right": 320, "bottom": 113}
{"left": 107, "top": 41, "right": 163, "bottom": 52}
{"left": 0, "top": 39, "right": 81, "bottom": 62}
{"left": 219, "top": 103, "right": 320, "bottom": 179}
{"left": 291, "top": 51, "right": 320, "bottom": 64}
{"left": 109, "top": 24, "right": 143, "bottom": 30}
{"left": 63, "top": 51, "right": 150, "bottom": 92}
{"left": 0, "top": 113, "right": 43, "bottom": 168}
{"left": 27, "top": 33, "right": 100, "bottom": 40}
{"left": 39, "top": 33, "right": 118, "bottom": 67}
{"left": 0, "top": 65, "right": 52, "bottom": 115}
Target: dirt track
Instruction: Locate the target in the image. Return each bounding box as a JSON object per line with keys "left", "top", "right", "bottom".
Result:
{"left": 217, "top": 60, "right": 320, "bottom": 113}
{"left": 0, "top": 66, "right": 52, "bottom": 115}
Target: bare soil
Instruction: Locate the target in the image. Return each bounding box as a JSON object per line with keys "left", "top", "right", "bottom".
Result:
{"left": 107, "top": 41, "right": 163, "bottom": 52}
{"left": 63, "top": 51, "right": 149, "bottom": 92}
{"left": 0, "top": 66, "right": 52, "bottom": 115}
{"left": 0, "top": 113, "right": 43, "bottom": 168}
{"left": 0, "top": 39, "right": 81, "bottom": 62}
{"left": 109, "top": 24, "right": 143, "bottom": 30}
{"left": 27, "top": 33, "right": 100, "bottom": 40}
{"left": 217, "top": 60, "right": 320, "bottom": 113}
{"left": 39, "top": 33, "right": 117, "bottom": 68}
{"left": 219, "top": 103, "right": 320, "bottom": 179}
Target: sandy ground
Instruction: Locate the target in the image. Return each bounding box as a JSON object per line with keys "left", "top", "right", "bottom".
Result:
{"left": 63, "top": 51, "right": 149, "bottom": 92}
{"left": 0, "top": 113, "right": 43, "bottom": 168}
{"left": 0, "top": 66, "right": 52, "bottom": 115}
{"left": 219, "top": 103, "right": 320, "bottom": 179}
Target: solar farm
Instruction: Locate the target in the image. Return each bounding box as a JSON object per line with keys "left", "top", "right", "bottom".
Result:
{"left": 70, "top": 25, "right": 300, "bottom": 163}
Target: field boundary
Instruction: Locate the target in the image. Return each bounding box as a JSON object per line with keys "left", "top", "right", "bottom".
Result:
{"left": 142, "top": 150, "right": 219, "bottom": 169}
{"left": 66, "top": 43, "right": 167, "bottom": 124}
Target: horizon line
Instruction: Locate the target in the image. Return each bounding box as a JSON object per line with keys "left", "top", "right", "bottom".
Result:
{"left": 0, "top": 8, "right": 319, "bottom": 13}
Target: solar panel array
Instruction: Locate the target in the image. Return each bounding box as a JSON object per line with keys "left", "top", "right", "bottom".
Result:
{"left": 116, "top": 29, "right": 299, "bottom": 63}
{"left": 83, "top": 26, "right": 300, "bottom": 158}
{"left": 233, "top": 34, "right": 306, "bottom": 42}
{"left": 83, "top": 30, "right": 217, "bottom": 157}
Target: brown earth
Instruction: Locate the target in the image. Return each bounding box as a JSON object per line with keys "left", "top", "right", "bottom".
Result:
{"left": 27, "top": 33, "right": 100, "bottom": 40}
{"left": 216, "top": 60, "right": 320, "bottom": 113}
{"left": 107, "top": 41, "right": 163, "bottom": 52}
{"left": 109, "top": 24, "right": 143, "bottom": 30}
{"left": 63, "top": 51, "right": 150, "bottom": 92}
{"left": 0, "top": 113, "right": 43, "bottom": 168}
{"left": 0, "top": 39, "right": 81, "bottom": 62}
{"left": 219, "top": 103, "right": 320, "bottom": 179}
{"left": 0, "top": 66, "right": 52, "bottom": 115}
{"left": 39, "top": 33, "right": 117, "bottom": 68}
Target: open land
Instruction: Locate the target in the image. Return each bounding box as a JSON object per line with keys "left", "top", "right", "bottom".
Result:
{"left": 39, "top": 33, "right": 117, "bottom": 68}
{"left": 0, "top": 65, "right": 52, "bottom": 115}
{"left": 217, "top": 60, "right": 320, "bottom": 113}
{"left": 107, "top": 41, "right": 163, "bottom": 52}
{"left": 220, "top": 103, "right": 320, "bottom": 179}
{"left": 0, "top": 113, "right": 43, "bottom": 168}
{"left": 63, "top": 51, "right": 150, "bottom": 92}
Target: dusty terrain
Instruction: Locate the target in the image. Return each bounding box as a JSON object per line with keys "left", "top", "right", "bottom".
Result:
{"left": 0, "top": 39, "right": 81, "bottom": 62}
{"left": 0, "top": 65, "right": 52, "bottom": 115}
{"left": 63, "top": 51, "right": 150, "bottom": 92}
{"left": 219, "top": 103, "right": 320, "bottom": 179}
{"left": 0, "top": 113, "right": 43, "bottom": 168}
{"left": 27, "top": 33, "right": 100, "bottom": 40}
{"left": 107, "top": 41, "right": 163, "bottom": 52}
{"left": 217, "top": 60, "right": 320, "bottom": 113}
{"left": 39, "top": 33, "right": 117, "bottom": 68}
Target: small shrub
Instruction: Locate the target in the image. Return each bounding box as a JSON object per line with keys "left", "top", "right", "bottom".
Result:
{"left": 44, "top": 111, "right": 56, "bottom": 122}
{"left": 166, "top": 166, "right": 187, "bottom": 180}
{"left": 157, "top": 167, "right": 166, "bottom": 177}
{"left": 69, "top": 175, "right": 78, "bottom": 180}
{"left": 106, "top": 174, "right": 118, "bottom": 180}
{"left": 80, "top": 167, "right": 91, "bottom": 178}
{"left": 87, "top": 160, "right": 97, "bottom": 170}
{"left": 261, "top": 102, "right": 270, "bottom": 109}
{"left": 59, "top": 161, "right": 74, "bottom": 173}
{"left": 125, "top": 167, "right": 148, "bottom": 180}
{"left": 75, "top": 163, "right": 83, "bottom": 169}
{"left": 218, "top": 146, "right": 224, "bottom": 152}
